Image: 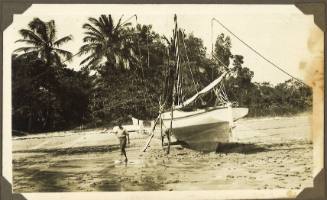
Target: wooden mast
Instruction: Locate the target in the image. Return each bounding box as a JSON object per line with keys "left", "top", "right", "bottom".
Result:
{"left": 167, "top": 14, "right": 180, "bottom": 154}
{"left": 142, "top": 14, "right": 180, "bottom": 154}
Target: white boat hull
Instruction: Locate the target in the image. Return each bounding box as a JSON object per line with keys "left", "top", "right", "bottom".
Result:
{"left": 159, "top": 106, "right": 248, "bottom": 151}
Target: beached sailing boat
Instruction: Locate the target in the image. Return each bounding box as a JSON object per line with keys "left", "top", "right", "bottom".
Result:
{"left": 160, "top": 81, "right": 248, "bottom": 151}
{"left": 158, "top": 72, "right": 248, "bottom": 151}
{"left": 143, "top": 15, "right": 248, "bottom": 152}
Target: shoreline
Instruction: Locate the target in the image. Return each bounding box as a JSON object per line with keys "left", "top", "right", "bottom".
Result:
{"left": 12, "top": 114, "right": 313, "bottom": 192}
{"left": 12, "top": 112, "right": 312, "bottom": 138}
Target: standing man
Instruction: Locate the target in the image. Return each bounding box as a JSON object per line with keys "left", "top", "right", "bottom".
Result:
{"left": 112, "top": 123, "right": 130, "bottom": 162}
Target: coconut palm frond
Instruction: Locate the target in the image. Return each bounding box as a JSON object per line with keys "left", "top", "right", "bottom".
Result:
{"left": 14, "top": 46, "right": 39, "bottom": 53}
{"left": 82, "top": 24, "right": 104, "bottom": 37}
{"left": 84, "top": 31, "right": 104, "bottom": 40}
{"left": 107, "top": 15, "right": 114, "bottom": 34}
{"left": 52, "top": 53, "right": 63, "bottom": 67}
{"left": 80, "top": 14, "right": 135, "bottom": 70}
{"left": 80, "top": 54, "right": 96, "bottom": 65}
{"left": 15, "top": 39, "right": 42, "bottom": 46}
{"left": 101, "top": 14, "right": 111, "bottom": 28}
{"left": 81, "top": 47, "right": 105, "bottom": 68}
{"left": 53, "top": 48, "right": 73, "bottom": 62}
{"left": 79, "top": 44, "right": 96, "bottom": 55}
{"left": 99, "top": 15, "right": 109, "bottom": 28}
{"left": 120, "top": 22, "right": 132, "bottom": 28}
{"left": 83, "top": 36, "right": 100, "bottom": 43}
{"left": 88, "top": 57, "right": 103, "bottom": 70}
{"left": 28, "top": 18, "right": 49, "bottom": 42}
{"left": 88, "top": 17, "right": 106, "bottom": 33}
{"left": 19, "top": 29, "right": 44, "bottom": 44}
{"left": 53, "top": 35, "right": 73, "bottom": 47}
{"left": 47, "top": 20, "right": 57, "bottom": 42}
{"left": 115, "top": 15, "right": 124, "bottom": 28}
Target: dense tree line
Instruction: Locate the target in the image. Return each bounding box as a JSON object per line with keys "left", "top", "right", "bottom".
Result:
{"left": 12, "top": 16, "right": 312, "bottom": 133}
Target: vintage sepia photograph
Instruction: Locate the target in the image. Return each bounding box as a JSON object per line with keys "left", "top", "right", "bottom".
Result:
{"left": 2, "top": 4, "right": 324, "bottom": 197}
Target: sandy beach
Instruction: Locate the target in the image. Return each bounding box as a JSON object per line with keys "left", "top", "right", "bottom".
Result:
{"left": 12, "top": 114, "right": 313, "bottom": 192}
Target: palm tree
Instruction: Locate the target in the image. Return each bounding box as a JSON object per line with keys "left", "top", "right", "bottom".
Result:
{"left": 79, "top": 14, "right": 136, "bottom": 70}
{"left": 14, "top": 18, "right": 73, "bottom": 66}
{"left": 14, "top": 18, "right": 73, "bottom": 131}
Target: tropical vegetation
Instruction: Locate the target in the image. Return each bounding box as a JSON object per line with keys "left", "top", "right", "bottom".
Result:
{"left": 12, "top": 15, "right": 312, "bottom": 134}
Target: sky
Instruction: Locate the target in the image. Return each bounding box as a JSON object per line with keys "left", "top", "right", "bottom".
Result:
{"left": 7, "top": 4, "right": 320, "bottom": 84}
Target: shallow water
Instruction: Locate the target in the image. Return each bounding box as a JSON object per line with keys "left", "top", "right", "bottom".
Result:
{"left": 13, "top": 115, "right": 313, "bottom": 192}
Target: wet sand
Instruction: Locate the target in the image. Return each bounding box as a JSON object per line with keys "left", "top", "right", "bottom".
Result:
{"left": 12, "top": 114, "right": 313, "bottom": 192}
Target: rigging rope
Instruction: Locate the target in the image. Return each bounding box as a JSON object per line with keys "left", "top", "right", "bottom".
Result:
{"left": 134, "top": 15, "right": 157, "bottom": 110}
{"left": 173, "top": 24, "right": 182, "bottom": 105}
{"left": 211, "top": 18, "right": 308, "bottom": 86}
{"left": 181, "top": 35, "right": 200, "bottom": 94}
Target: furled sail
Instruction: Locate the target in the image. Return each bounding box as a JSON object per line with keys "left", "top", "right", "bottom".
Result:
{"left": 175, "top": 71, "right": 228, "bottom": 109}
